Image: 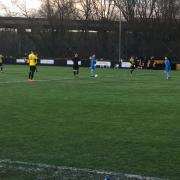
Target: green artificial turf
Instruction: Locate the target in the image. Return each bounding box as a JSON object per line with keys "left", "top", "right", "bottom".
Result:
{"left": 0, "top": 65, "right": 180, "bottom": 179}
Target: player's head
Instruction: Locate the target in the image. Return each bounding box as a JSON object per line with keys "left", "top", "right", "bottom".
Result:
{"left": 151, "top": 56, "right": 154, "bottom": 60}
{"left": 92, "top": 54, "right": 96, "bottom": 58}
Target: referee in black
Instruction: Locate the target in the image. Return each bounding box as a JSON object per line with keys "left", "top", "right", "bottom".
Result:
{"left": 72, "top": 53, "right": 80, "bottom": 77}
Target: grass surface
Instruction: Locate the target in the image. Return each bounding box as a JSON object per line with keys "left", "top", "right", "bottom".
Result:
{"left": 0, "top": 65, "right": 180, "bottom": 179}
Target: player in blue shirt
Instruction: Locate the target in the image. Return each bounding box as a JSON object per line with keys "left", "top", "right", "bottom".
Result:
{"left": 89, "top": 54, "right": 96, "bottom": 77}
{"left": 164, "top": 57, "right": 171, "bottom": 80}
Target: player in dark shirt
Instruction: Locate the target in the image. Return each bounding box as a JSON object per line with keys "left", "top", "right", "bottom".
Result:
{"left": 0, "top": 54, "right": 4, "bottom": 72}
{"left": 72, "top": 53, "right": 80, "bottom": 77}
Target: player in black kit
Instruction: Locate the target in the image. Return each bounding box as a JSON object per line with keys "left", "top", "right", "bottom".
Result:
{"left": 72, "top": 53, "right": 80, "bottom": 77}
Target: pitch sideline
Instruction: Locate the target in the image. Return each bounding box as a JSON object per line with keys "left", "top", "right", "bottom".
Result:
{"left": 0, "top": 159, "right": 166, "bottom": 180}
{"left": 0, "top": 78, "right": 75, "bottom": 84}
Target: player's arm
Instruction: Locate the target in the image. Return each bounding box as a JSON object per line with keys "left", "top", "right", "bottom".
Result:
{"left": 26, "top": 55, "right": 30, "bottom": 64}
{"left": 35, "top": 55, "right": 38, "bottom": 65}
{"left": 129, "top": 58, "right": 132, "bottom": 64}
{"left": 26, "top": 57, "right": 30, "bottom": 64}
{"left": 25, "top": 57, "right": 29, "bottom": 64}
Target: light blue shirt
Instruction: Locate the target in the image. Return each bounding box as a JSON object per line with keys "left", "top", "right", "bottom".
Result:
{"left": 164, "top": 58, "right": 171, "bottom": 72}
{"left": 90, "top": 57, "right": 96, "bottom": 69}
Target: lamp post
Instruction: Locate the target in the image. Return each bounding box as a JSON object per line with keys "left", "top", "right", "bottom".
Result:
{"left": 118, "top": 1, "right": 122, "bottom": 63}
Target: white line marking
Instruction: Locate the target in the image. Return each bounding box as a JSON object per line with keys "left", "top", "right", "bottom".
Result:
{"left": 0, "top": 159, "right": 166, "bottom": 180}
{"left": 0, "top": 78, "right": 74, "bottom": 84}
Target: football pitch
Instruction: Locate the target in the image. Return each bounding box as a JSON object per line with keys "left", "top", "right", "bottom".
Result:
{"left": 0, "top": 65, "right": 180, "bottom": 179}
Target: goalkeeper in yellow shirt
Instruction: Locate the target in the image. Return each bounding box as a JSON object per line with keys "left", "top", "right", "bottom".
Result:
{"left": 27, "top": 51, "right": 37, "bottom": 80}
{"left": 129, "top": 56, "right": 136, "bottom": 74}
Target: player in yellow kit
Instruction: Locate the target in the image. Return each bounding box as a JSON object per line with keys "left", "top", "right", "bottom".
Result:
{"left": 27, "top": 51, "right": 37, "bottom": 80}
{"left": 129, "top": 56, "right": 135, "bottom": 74}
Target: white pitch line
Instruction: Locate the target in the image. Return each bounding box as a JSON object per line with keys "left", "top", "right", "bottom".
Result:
{"left": 0, "top": 159, "right": 166, "bottom": 180}
{"left": 0, "top": 76, "right": 98, "bottom": 84}
{"left": 0, "top": 78, "right": 74, "bottom": 84}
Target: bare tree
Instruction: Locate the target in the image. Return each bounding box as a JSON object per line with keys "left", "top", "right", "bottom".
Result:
{"left": 39, "top": 0, "right": 79, "bottom": 20}
{"left": 117, "top": 0, "right": 136, "bottom": 21}
{"left": 78, "top": 0, "right": 94, "bottom": 20}
{"left": 155, "top": 0, "right": 180, "bottom": 21}
{"left": 0, "top": 0, "right": 40, "bottom": 17}
{"left": 135, "top": 0, "right": 157, "bottom": 20}
{"left": 0, "top": 1, "right": 19, "bottom": 16}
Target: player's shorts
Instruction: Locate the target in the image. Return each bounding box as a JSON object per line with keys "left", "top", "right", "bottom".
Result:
{"left": 130, "top": 65, "right": 135, "bottom": 69}
{"left": 0, "top": 63, "right": 2, "bottom": 66}
{"left": 30, "top": 66, "right": 36, "bottom": 72}
{"left": 165, "top": 67, "right": 170, "bottom": 72}
{"left": 73, "top": 65, "right": 79, "bottom": 70}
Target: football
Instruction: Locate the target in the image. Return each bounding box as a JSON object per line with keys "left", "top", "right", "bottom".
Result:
{"left": 95, "top": 74, "right": 98, "bottom": 77}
